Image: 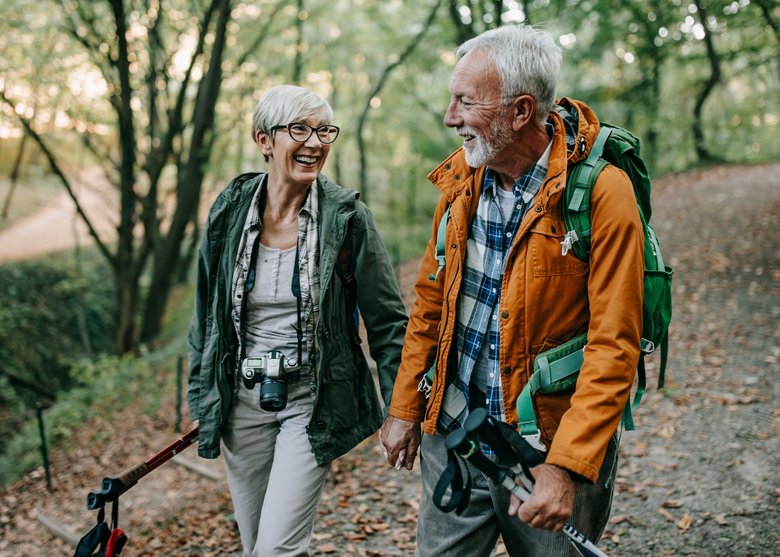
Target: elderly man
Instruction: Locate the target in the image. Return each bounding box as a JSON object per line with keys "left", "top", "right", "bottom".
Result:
{"left": 380, "top": 24, "right": 644, "bottom": 556}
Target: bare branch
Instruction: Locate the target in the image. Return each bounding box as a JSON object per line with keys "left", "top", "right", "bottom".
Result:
{"left": 235, "top": 1, "right": 286, "bottom": 67}
{"left": 0, "top": 90, "right": 115, "bottom": 266}
{"left": 357, "top": 0, "right": 445, "bottom": 202}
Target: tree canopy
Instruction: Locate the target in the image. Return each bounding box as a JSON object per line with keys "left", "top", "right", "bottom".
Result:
{"left": 0, "top": 0, "right": 777, "bottom": 352}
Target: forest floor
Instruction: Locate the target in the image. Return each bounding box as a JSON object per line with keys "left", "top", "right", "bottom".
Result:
{"left": 0, "top": 162, "right": 778, "bottom": 556}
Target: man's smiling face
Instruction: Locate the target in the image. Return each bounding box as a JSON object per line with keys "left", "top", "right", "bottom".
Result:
{"left": 444, "top": 49, "right": 513, "bottom": 169}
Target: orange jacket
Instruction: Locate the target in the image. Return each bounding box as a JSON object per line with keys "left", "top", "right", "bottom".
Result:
{"left": 388, "top": 98, "right": 644, "bottom": 482}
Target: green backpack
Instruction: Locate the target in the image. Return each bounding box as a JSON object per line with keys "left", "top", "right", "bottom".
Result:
{"left": 516, "top": 123, "right": 674, "bottom": 436}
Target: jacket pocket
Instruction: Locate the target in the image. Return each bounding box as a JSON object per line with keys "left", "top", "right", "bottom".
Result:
{"left": 529, "top": 218, "right": 589, "bottom": 277}
{"left": 320, "top": 353, "right": 362, "bottom": 432}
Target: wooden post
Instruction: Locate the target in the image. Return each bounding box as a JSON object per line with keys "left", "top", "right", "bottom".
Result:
{"left": 175, "top": 355, "right": 183, "bottom": 433}
{"left": 36, "top": 403, "right": 52, "bottom": 492}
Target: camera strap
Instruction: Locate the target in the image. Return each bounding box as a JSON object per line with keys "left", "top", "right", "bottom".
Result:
{"left": 291, "top": 246, "right": 304, "bottom": 369}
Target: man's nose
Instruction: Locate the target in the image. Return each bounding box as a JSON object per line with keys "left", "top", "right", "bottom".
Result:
{"left": 444, "top": 100, "right": 460, "bottom": 128}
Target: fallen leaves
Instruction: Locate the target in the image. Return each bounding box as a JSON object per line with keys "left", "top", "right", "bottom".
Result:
{"left": 676, "top": 514, "right": 693, "bottom": 530}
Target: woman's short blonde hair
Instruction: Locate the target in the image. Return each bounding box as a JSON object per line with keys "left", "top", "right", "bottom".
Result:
{"left": 251, "top": 85, "right": 334, "bottom": 143}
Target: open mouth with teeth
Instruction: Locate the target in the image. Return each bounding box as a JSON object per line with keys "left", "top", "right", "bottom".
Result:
{"left": 294, "top": 155, "right": 319, "bottom": 165}
{"left": 458, "top": 130, "right": 476, "bottom": 144}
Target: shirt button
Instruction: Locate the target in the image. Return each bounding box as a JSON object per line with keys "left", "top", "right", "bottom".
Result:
{"left": 492, "top": 315, "right": 497, "bottom": 321}
{"left": 490, "top": 344, "right": 496, "bottom": 350}
{"left": 506, "top": 232, "right": 512, "bottom": 237}
{"left": 492, "top": 288, "right": 497, "bottom": 294}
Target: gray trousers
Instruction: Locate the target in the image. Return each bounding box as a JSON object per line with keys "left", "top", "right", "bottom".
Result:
{"left": 222, "top": 380, "right": 330, "bottom": 557}
{"left": 415, "top": 432, "right": 616, "bottom": 557}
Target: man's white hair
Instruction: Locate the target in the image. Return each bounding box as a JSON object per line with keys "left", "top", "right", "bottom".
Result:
{"left": 457, "top": 24, "right": 561, "bottom": 125}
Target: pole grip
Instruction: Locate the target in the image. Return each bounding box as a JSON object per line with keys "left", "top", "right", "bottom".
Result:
{"left": 111, "top": 461, "right": 149, "bottom": 491}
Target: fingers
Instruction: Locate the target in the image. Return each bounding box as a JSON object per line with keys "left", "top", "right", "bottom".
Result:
{"left": 402, "top": 443, "right": 419, "bottom": 471}
{"left": 513, "top": 493, "right": 570, "bottom": 531}
{"left": 379, "top": 417, "right": 421, "bottom": 471}
{"left": 395, "top": 450, "right": 406, "bottom": 470}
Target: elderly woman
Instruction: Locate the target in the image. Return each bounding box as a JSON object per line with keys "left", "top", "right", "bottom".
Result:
{"left": 187, "top": 85, "right": 407, "bottom": 556}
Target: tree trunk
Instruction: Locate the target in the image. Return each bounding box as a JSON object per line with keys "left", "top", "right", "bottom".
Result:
{"left": 292, "top": 0, "right": 305, "bottom": 84}
{"left": 109, "top": 0, "right": 141, "bottom": 353}
{"left": 140, "top": 0, "right": 232, "bottom": 343}
{"left": 691, "top": 0, "right": 722, "bottom": 163}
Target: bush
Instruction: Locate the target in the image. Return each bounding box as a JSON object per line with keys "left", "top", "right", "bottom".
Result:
{"left": 0, "top": 252, "right": 114, "bottom": 454}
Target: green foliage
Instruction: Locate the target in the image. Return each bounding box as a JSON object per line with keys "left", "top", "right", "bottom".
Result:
{"left": 0, "top": 349, "right": 181, "bottom": 486}
{"left": 0, "top": 252, "right": 114, "bottom": 454}
{"left": 1, "top": 0, "right": 779, "bottom": 346}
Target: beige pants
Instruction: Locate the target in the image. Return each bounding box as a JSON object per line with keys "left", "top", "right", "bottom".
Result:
{"left": 222, "top": 380, "right": 330, "bottom": 557}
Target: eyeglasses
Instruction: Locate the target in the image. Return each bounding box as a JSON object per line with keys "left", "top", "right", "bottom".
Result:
{"left": 270, "top": 122, "right": 340, "bottom": 144}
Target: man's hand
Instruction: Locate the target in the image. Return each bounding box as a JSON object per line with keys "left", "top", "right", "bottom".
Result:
{"left": 379, "top": 415, "right": 421, "bottom": 471}
{"left": 507, "top": 463, "right": 576, "bottom": 531}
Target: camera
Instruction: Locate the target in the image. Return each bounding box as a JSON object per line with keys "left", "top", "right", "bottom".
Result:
{"left": 241, "top": 351, "right": 300, "bottom": 411}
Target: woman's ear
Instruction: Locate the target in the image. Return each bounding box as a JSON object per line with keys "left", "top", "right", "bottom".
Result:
{"left": 256, "top": 130, "right": 273, "bottom": 159}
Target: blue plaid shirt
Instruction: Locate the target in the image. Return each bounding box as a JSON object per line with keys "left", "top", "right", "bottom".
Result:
{"left": 439, "top": 142, "right": 552, "bottom": 435}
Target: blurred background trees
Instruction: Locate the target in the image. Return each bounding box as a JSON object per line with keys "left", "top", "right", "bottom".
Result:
{"left": 0, "top": 0, "right": 777, "bottom": 354}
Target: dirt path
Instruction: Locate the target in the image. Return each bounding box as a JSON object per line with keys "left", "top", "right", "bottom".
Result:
{"left": 0, "top": 168, "right": 116, "bottom": 262}
{"left": 0, "top": 163, "right": 778, "bottom": 556}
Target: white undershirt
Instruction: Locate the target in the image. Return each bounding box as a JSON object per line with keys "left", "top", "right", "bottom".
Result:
{"left": 244, "top": 243, "right": 307, "bottom": 365}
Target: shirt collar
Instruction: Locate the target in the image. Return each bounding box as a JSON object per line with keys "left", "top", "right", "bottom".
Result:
{"left": 482, "top": 140, "right": 553, "bottom": 204}
{"left": 243, "top": 176, "right": 318, "bottom": 231}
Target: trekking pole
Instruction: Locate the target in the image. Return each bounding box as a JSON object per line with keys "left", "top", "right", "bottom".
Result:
{"left": 86, "top": 426, "right": 199, "bottom": 510}
{"left": 447, "top": 410, "right": 610, "bottom": 557}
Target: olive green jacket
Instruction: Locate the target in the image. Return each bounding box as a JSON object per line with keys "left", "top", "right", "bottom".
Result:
{"left": 187, "top": 172, "right": 407, "bottom": 464}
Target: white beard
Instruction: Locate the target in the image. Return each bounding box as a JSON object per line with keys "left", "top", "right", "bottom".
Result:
{"left": 464, "top": 134, "right": 492, "bottom": 168}
{"left": 461, "top": 114, "right": 514, "bottom": 169}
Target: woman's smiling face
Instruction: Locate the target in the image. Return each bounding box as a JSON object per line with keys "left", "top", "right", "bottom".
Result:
{"left": 258, "top": 117, "right": 332, "bottom": 188}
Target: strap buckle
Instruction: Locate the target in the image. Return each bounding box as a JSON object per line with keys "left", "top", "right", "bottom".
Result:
{"left": 417, "top": 375, "right": 432, "bottom": 399}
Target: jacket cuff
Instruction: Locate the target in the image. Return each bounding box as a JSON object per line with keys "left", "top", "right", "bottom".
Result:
{"left": 545, "top": 451, "right": 599, "bottom": 484}
{"left": 388, "top": 403, "right": 425, "bottom": 423}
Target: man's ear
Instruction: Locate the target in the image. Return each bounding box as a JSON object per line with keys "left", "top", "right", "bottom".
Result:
{"left": 509, "top": 95, "right": 536, "bottom": 132}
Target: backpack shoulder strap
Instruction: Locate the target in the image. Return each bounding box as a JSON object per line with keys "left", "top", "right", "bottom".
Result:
{"left": 560, "top": 126, "right": 612, "bottom": 261}
{"left": 335, "top": 218, "right": 361, "bottom": 345}
{"left": 429, "top": 205, "right": 451, "bottom": 282}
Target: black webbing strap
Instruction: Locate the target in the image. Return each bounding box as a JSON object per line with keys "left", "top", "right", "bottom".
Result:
{"left": 432, "top": 447, "right": 472, "bottom": 515}
{"left": 74, "top": 507, "right": 109, "bottom": 557}
{"left": 492, "top": 420, "right": 545, "bottom": 480}
{"left": 291, "top": 246, "right": 305, "bottom": 367}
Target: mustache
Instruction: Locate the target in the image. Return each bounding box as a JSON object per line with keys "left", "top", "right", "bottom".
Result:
{"left": 456, "top": 127, "right": 479, "bottom": 137}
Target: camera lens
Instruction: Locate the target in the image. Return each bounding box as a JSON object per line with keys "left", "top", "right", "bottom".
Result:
{"left": 259, "top": 378, "right": 287, "bottom": 411}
